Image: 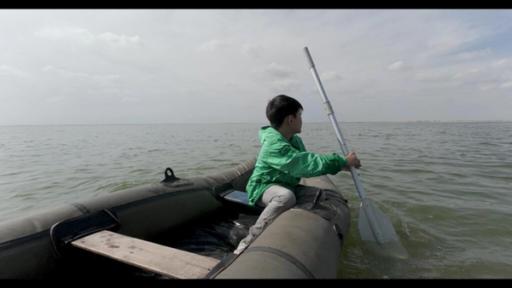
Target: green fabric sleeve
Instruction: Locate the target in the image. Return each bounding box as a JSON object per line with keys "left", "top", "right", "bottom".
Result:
{"left": 261, "top": 142, "right": 346, "bottom": 178}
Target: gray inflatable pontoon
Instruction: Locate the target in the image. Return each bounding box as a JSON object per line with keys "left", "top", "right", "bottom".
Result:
{"left": 0, "top": 159, "right": 350, "bottom": 279}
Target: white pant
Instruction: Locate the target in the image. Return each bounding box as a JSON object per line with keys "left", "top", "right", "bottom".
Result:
{"left": 233, "top": 185, "right": 296, "bottom": 254}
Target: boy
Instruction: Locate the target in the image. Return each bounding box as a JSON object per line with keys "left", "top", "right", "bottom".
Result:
{"left": 234, "top": 94, "right": 361, "bottom": 254}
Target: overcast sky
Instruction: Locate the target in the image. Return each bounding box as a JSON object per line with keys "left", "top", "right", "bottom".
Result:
{"left": 1, "top": 9, "right": 511, "bottom": 125}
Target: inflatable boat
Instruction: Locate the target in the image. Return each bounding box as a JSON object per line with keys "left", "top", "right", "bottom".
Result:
{"left": 0, "top": 159, "right": 350, "bottom": 279}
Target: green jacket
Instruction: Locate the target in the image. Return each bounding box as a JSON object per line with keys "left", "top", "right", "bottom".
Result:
{"left": 246, "top": 126, "right": 347, "bottom": 206}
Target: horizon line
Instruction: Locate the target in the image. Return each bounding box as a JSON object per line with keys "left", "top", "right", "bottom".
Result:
{"left": 1, "top": 120, "right": 511, "bottom": 127}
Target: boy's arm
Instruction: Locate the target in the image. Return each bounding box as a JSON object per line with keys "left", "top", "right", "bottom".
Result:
{"left": 262, "top": 142, "right": 347, "bottom": 178}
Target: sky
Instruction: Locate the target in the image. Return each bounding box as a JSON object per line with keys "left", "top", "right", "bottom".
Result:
{"left": 1, "top": 9, "right": 512, "bottom": 125}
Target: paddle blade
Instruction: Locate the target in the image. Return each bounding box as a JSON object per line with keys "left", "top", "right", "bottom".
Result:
{"left": 358, "top": 199, "right": 408, "bottom": 259}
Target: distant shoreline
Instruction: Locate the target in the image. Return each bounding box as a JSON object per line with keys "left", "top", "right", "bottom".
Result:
{"left": 1, "top": 120, "right": 511, "bottom": 127}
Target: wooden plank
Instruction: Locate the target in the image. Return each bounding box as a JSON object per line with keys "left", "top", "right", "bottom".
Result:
{"left": 71, "top": 230, "right": 220, "bottom": 279}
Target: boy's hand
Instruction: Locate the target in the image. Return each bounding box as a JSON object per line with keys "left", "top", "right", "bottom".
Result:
{"left": 343, "top": 151, "right": 361, "bottom": 171}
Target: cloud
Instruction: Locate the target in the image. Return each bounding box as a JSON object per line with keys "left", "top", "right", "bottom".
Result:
{"left": 0, "top": 65, "right": 30, "bottom": 78}
{"left": 455, "top": 49, "right": 491, "bottom": 61}
{"left": 423, "top": 22, "right": 485, "bottom": 57}
{"left": 320, "top": 71, "right": 343, "bottom": 81}
{"left": 97, "top": 32, "right": 141, "bottom": 47}
{"left": 500, "top": 81, "right": 512, "bottom": 88}
{"left": 261, "top": 62, "right": 299, "bottom": 91}
{"left": 387, "top": 61, "right": 405, "bottom": 71}
{"left": 121, "top": 97, "right": 140, "bottom": 103}
{"left": 491, "top": 58, "right": 512, "bottom": 68}
{"left": 197, "top": 39, "right": 230, "bottom": 52}
{"left": 271, "top": 78, "right": 300, "bottom": 91}
{"left": 41, "top": 65, "right": 121, "bottom": 96}
{"left": 35, "top": 26, "right": 141, "bottom": 47}
{"left": 264, "top": 62, "right": 293, "bottom": 79}
{"left": 478, "top": 83, "right": 496, "bottom": 91}
{"left": 45, "top": 96, "right": 65, "bottom": 103}
{"left": 42, "top": 65, "right": 89, "bottom": 78}
{"left": 242, "top": 44, "right": 262, "bottom": 58}
{"left": 41, "top": 65, "right": 120, "bottom": 82}
{"left": 35, "top": 26, "right": 94, "bottom": 43}
{"left": 414, "top": 70, "right": 452, "bottom": 83}
{"left": 452, "top": 68, "right": 481, "bottom": 80}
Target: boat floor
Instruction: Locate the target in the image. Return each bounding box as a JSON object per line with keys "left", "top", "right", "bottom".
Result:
{"left": 48, "top": 209, "right": 258, "bottom": 279}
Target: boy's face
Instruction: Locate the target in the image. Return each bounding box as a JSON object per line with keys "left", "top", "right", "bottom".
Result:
{"left": 290, "top": 109, "right": 303, "bottom": 134}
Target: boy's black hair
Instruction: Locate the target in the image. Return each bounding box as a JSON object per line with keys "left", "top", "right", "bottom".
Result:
{"left": 266, "top": 94, "right": 303, "bottom": 129}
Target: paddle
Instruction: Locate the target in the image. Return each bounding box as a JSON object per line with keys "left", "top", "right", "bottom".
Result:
{"left": 303, "top": 47, "right": 408, "bottom": 259}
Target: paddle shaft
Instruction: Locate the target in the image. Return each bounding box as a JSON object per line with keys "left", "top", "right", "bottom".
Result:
{"left": 303, "top": 47, "right": 409, "bottom": 249}
{"left": 304, "top": 47, "right": 368, "bottom": 201}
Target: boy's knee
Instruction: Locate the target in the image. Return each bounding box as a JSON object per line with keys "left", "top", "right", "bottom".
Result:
{"left": 277, "top": 190, "right": 296, "bottom": 209}
{"left": 264, "top": 186, "right": 296, "bottom": 208}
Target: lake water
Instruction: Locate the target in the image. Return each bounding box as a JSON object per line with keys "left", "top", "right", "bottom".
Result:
{"left": 1, "top": 122, "right": 511, "bottom": 278}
